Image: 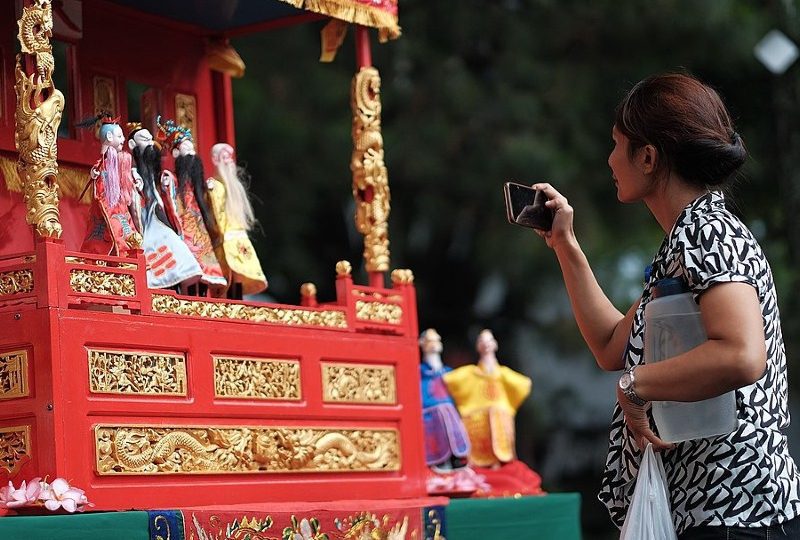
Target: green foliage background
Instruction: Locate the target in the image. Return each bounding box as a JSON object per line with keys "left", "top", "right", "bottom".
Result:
{"left": 232, "top": 2, "right": 800, "bottom": 537}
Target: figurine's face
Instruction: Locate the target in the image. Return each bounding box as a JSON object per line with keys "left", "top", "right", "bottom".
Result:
{"left": 212, "top": 144, "right": 235, "bottom": 166}
{"left": 131, "top": 129, "right": 155, "bottom": 151}
{"left": 105, "top": 125, "right": 125, "bottom": 151}
{"left": 476, "top": 330, "right": 498, "bottom": 355}
{"left": 177, "top": 139, "right": 196, "bottom": 157}
{"left": 420, "top": 330, "right": 443, "bottom": 355}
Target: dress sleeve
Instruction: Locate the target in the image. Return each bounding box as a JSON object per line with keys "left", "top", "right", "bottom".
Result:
{"left": 677, "top": 212, "right": 762, "bottom": 297}
{"left": 499, "top": 366, "right": 532, "bottom": 412}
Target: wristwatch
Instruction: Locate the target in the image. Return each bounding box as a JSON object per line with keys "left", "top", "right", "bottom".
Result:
{"left": 619, "top": 366, "right": 648, "bottom": 406}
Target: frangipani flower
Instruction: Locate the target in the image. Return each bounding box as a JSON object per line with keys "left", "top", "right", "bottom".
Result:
{"left": 38, "top": 478, "right": 91, "bottom": 513}
{"left": 0, "top": 478, "right": 41, "bottom": 508}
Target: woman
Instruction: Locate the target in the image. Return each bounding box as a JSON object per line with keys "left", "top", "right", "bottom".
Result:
{"left": 535, "top": 73, "right": 800, "bottom": 538}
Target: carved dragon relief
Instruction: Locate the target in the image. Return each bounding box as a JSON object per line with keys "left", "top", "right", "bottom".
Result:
{"left": 351, "top": 67, "right": 390, "bottom": 273}
{"left": 15, "top": 0, "right": 64, "bottom": 238}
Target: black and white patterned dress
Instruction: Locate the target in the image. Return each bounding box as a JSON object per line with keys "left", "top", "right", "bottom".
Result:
{"left": 598, "top": 191, "right": 800, "bottom": 534}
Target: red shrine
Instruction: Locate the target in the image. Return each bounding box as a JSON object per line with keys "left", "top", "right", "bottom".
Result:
{"left": 1, "top": 0, "right": 429, "bottom": 518}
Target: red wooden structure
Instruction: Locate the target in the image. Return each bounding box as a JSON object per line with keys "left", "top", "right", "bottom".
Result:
{"left": 1, "top": 0, "right": 427, "bottom": 513}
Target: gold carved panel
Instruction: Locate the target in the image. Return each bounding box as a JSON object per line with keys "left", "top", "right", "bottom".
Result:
{"left": 322, "top": 362, "right": 396, "bottom": 404}
{"left": 95, "top": 425, "right": 400, "bottom": 475}
{"left": 175, "top": 93, "right": 196, "bottom": 136}
{"left": 0, "top": 350, "right": 29, "bottom": 400}
{"left": 93, "top": 75, "right": 116, "bottom": 117}
{"left": 69, "top": 269, "right": 135, "bottom": 296}
{"left": 214, "top": 356, "right": 300, "bottom": 400}
{"left": 0, "top": 425, "right": 31, "bottom": 476}
{"left": 355, "top": 300, "right": 403, "bottom": 325}
{"left": 0, "top": 269, "right": 34, "bottom": 296}
{"left": 88, "top": 349, "right": 187, "bottom": 396}
{"left": 152, "top": 294, "right": 347, "bottom": 328}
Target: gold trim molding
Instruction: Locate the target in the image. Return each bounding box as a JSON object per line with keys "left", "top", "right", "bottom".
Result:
{"left": 214, "top": 356, "right": 301, "bottom": 400}
{"left": 0, "top": 270, "right": 34, "bottom": 296}
{"left": 95, "top": 425, "right": 400, "bottom": 475}
{"left": 152, "top": 294, "right": 348, "bottom": 328}
{"left": 88, "top": 349, "right": 187, "bottom": 396}
{"left": 322, "top": 362, "right": 396, "bottom": 404}
{"left": 69, "top": 269, "right": 136, "bottom": 297}
{"left": 351, "top": 67, "right": 390, "bottom": 273}
{"left": 355, "top": 300, "right": 402, "bottom": 325}
{"left": 0, "top": 425, "right": 31, "bottom": 476}
{"left": 0, "top": 350, "right": 29, "bottom": 400}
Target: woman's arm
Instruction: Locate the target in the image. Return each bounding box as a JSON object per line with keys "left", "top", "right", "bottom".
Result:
{"left": 534, "top": 183, "right": 634, "bottom": 371}
{"left": 633, "top": 281, "right": 766, "bottom": 401}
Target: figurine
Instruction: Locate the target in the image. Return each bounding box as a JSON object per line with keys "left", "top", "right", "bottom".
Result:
{"left": 156, "top": 117, "right": 226, "bottom": 294}
{"left": 443, "top": 329, "right": 532, "bottom": 467}
{"left": 206, "top": 143, "right": 267, "bottom": 298}
{"left": 80, "top": 115, "right": 142, "bottom": 257}
{"left": 127, "top": 123, "right": 202, "bottom": 290}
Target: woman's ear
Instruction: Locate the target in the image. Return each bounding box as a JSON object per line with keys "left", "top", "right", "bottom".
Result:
{"left": 640, "top": 144, "right": 658, "bottom": 175}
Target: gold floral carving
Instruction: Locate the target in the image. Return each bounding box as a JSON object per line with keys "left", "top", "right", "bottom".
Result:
{"left": 214, "top": 357, "right": 300, "bottom": 400}
{"left": 95, "top": 425, "right": 400, "bottom": 474}
{"left": 69, "top": 269, "right": 135, "bottom": 296}
{"left": 355, "top": 300, "right": 402, "bottom": 325}
{"left": 300, "top": 282, "right": 317, "bottom": 298}
{"left": 88, "top": 349, "right": 187, "bottom": 396}
{"left": 65, "top": 256, "right": 138, "bottom": 270}
{"left": 336, "top": 260, "right": 353, "bottom": 277}
{"left": 1, "top": 155, "right": 91, "bottom": 203}
{"left": 337, "top": 513, "right": 410, "bottom": 540}
{"left": 92, "top": 75, "right": 116, "bottom": 118}
{"left": 151, "top": 294, "right": 348, "bottom": 328}
{"left": 322, "top": 363, "right": 396, "bottom": 404}
{"left": 390, "top": 269, "right": 414, "bottom": 285}
{"left": 0, "top": 350, "right": 29, "bottom": 400}
{"left": 15, "top": 0, "right": 64, "bottom": 238}
{"left": 0, "top": 425, "right": 31, "bottom": 476}
{"left": 0, "top": 270, "right": 34, "bottom": 296}
{"left": 175, "top": 94, "right": 197, "bottom": 136}
{"left": 351, "top": 67, "right": 390, "bottom": 273}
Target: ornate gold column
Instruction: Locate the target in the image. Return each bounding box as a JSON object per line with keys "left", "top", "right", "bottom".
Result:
{"left": 15, "top": 0, "right": 64, "bottom": 239}
{"left": 350, "top": 66, "right": 390, "bottom": 274}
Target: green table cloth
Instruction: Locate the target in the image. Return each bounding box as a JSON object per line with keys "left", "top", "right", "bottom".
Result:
{"left": 0, "top": 511, "right": 149, "bottom": 540}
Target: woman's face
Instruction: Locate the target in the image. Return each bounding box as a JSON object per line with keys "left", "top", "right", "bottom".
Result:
{"left": 608, "top": 126, "right": 653, "bottom": 203}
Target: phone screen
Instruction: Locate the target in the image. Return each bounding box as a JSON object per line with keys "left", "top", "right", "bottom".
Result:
{"left": 504, "top": 182, "right": 554, "bottom": 231}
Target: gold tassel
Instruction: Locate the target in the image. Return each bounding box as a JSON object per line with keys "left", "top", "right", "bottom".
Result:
{"left": 276, "top": 0, "right": 401, "bottom": 40}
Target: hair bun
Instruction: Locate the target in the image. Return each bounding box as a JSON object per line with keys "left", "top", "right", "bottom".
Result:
{"left": 674, "top": 136, "right": 747, "bottom": 187}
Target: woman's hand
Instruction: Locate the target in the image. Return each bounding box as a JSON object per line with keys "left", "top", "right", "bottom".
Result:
{"left": 615, "top": 384, "right": 674, "bottom": 452}
{"left": 531, "top": 183, "right": 575, "bottom": 250}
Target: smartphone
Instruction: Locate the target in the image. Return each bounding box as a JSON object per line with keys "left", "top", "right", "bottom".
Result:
{"left": 503, "top": 182, "right": 554, "bottom": 231}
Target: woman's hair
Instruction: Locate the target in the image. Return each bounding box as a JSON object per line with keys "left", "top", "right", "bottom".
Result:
{"left": 614, "top": 73, "right": 747, "bottom": 188}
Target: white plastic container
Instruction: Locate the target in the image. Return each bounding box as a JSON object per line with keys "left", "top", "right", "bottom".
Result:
{"left": 644, "top": 278, "right": 737, "bottom": 443}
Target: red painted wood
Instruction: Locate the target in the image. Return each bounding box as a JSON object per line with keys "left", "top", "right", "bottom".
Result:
{"left": 355, "top": 25, "right": 373, "bottom": 69}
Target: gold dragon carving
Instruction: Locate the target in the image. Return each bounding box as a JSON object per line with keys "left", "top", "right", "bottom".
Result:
{"left": 0, "top": 350, "right": 29, "bottom": 400}
{"left": 15, "top": 0, "right": 64, "bottom": 239}
{"left": 95, "top": 425, "right": 400, "bottom": 475}
{"left": 0, "top": 270, "right": 34, "bottom": 296}
{"left": 322, "top": 363, "right": 396, "bottom": 404}
{"left": 88, "top": 349, "right": 187, "bottom": 396}
{"left": 351, "top": 67, "right": 390, "bottom": 273}
{"left": 214, "top": 357, "right": 301, "bottom": 400}
{"left": 0, "top": 425, "right": 31, "bottom": 476}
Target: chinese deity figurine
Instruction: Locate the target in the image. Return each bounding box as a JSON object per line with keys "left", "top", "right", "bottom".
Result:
{"left": 443, "top": 329, "right": 531, "bottom": 467}
{"left": 127, "top": 123, "right": 202, "bottom": 290}
{"left": 80, "top": 115, "right": 142, "bottom": 256}
{"left": 419, "top": 329, "right": 471, "bottom": 472}
{"left": 206, "top": 143, "right": 267, "bottom": 298}
{"left": 157, "top": 117, "right": 226, "bottom": 293}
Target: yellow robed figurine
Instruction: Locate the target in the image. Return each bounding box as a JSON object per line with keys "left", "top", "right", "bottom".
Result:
{"left": 443, "top": 329, "right": 532, "bottom": 468}
{"left": 206, "top": 143, "right": 268, "bottom": 297}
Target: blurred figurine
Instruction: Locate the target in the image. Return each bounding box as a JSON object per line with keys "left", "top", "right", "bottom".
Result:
{"left": 80, "top": 115, "right": 142, "bottom": 256}
{"left": 419, "top": 329, "right": 471, "bottom": 473}
{"left": 206, "top": 143, "right": 267, "bottom": 298}
{"left": 127, "top": 123, "right": 202, "bottom": 291}
{"left": 444, "top": 329, "right": 532, "bottom": 467}
{"left": 157, "top": 117, "right": 226, "bottom": 294}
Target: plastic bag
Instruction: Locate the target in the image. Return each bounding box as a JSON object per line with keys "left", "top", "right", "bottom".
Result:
{"left": 619, "top": 443, "right": 678, "bottom": 540}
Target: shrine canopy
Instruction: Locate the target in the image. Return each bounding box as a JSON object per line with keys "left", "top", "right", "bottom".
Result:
{"left": 108, "top": 0, "right": 400, "bottom": 40}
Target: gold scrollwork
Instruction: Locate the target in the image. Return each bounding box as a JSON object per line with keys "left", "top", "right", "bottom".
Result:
{"left": 337, "top": 513, "right": 410, "bottom": 540}
{"left": 15, "top": 0, "right": 64, "bottom": 239}
{"left": 355, "top": 300, "right": 402, "bottom": 325}
{"left": 175, "top": 93, "right": 197, "bottom": 136}
{"left": 0, "top": 350, "right": 29, "bottom": 400}
{"left": 69, "top": 269, "right": 136, "bottom": 297}
{"left": 214, "top": 357, "right": 300, "bottom": 400}
{"left": 351, "top": 67, "right": 390, "bottom": 273}
{"left": 95, "top": 425, "right": 400, "bottom": 475}
{"left": 92, "top": 75, "right": 116, "bottom": 118}
{"left": 0, "top": 270, "right": 34, "bottom": 296}
{"left": 151, "top": 294, "right": 348, "bottom": 329}
{"left": 0, "top": 425, "right": 31, "bottom": 476}
{"left": 390, "top": 269, "right": 414, "bottom": 285}
{"left": 322, "top": 362, "right": 396, "bottom": 404}
{"left": 88, "top": 349, "right": 187, "bottom": 396}
{"left": 65, "top": 256, "right": 138, "bottom": 270}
